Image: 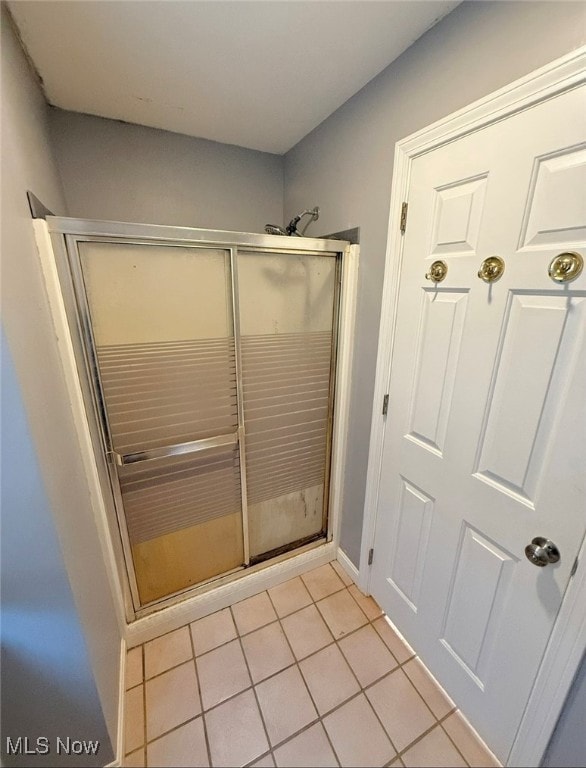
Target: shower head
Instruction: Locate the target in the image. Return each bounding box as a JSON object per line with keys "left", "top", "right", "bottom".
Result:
{"left": 287, "top": 206, "right": 320, "bottom": 236}
{"left": 264, "top": 207, "right": 320, "bottom": 238}
{"left": 265, "top": 224, "right": 288, "bottom": 236}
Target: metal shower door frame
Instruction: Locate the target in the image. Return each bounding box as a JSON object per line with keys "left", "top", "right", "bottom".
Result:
{"left": 48, "top": 217, "right": 345, "bottom": 612}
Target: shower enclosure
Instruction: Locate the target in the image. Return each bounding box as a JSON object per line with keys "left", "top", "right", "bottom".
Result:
{"left": 47, "top": 218, "right": 346, "bottom": 611}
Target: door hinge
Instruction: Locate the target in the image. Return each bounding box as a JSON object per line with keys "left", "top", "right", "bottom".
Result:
{"left": 368, "top": 548, "right": 374, "bottom": 566}
{"left": 570, "top": 557, "right": 579, "bottom": 577}
{"left": 400, "top": 202, "right": 408, "bottom": 234}
{"left": 382, "top": 394, "right": 389, "bottom": 416}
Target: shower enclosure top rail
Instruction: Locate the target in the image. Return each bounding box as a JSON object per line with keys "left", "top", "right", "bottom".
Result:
{"left": 46, "top": 217, "right": 345, "bottom": 254}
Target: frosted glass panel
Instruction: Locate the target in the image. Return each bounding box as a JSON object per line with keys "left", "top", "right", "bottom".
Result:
{"left": 238, "top": 251, "right": 337, "bottom": 558}
{"left": 78, "top": 242, "right": 243, "bottom": 602}
{"left": 119, "top": 446, "right": 244, "bottom": 604}
{"left": 80, "top": 242, "right": 237, "bottom": 454}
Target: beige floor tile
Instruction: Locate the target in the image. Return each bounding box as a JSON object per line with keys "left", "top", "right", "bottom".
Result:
{"left": 331, "top": 560, "right": 354, "bottom": 587}
{"left": 299, "top": 644, "right": 360, "bottom": 715}
{"left": 402, "top": 725, "right": 466, "bottom": 767}
{"left": 372, "top": 617, "right": 415, "bottom": 664}
{"left": 126, "top": 646, "right": 143, "bottom": 690}
{"left": 389, "top": 760, "right": 404, "bottom": 767}
{"left": 196, "top": 639, "right": 251, "bottom": 710}
{"left": 274, "top": 723, "right": 338, "bottom": 767}
{"left": 205, "top": 689, "right": 269, "bottom": 767}
{"left": 316, "top": 589, "right": 368, "bottom": 639}
{"left": 442, "top": 712, "right": 501, "bottom": 767}
{"left": 145, "top": 627, "right": 193, "bottom": 679}
{"left": 348, "top": 584, "right": 383, "bottom": 620}
{"left": 123, "top": 748, "right": 145, "bottom": 767}
{"left": 301, "top": 564, "right": 344, "bottom": 601}
{"left": 147, "top": 717, "right": 209, "bottom": 767}
{"left": 232, "top": 592, "right": 277, "bottom": 636}
{"left": 268, "top": 577, "right": 313, "bottom": 618}
{"left": 190, "top": 608, "right": 237, "bottom": 656}
{"left": 402, "top": 658, "right": 455, "bottom": 719}
{"left": 256, "top": 666, "right": 318, "bottom": 746}
{"left": 125, "top": 684, "right": 144, "bottom": 754}
{"left": 323, "top": 694, "right": 394, "bottom": 767}
{"left": 241, "top": 622, "right": 294, "bottom": 683}
{"left": 249, "top": 754, "right": 275, "bottom": 767}
{"left": 146, "top": 661, "right": 201, "bottom": 741}
{"left": 338, "top": 624, "right": 398, "bottom": 687}
{"left": 281, "top": 604, "right": 333, "bottom": 660}
{"left": 366, "top": 670, "right": 435, "bottom": 753}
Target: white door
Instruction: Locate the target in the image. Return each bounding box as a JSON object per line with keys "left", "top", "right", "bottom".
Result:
{"left": 371, "top": 83, "right": 586, "bottom": 763}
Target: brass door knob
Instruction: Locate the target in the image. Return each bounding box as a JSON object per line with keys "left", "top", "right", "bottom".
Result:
{"left": 525, "top": 537, "right": 560, "bottom": 567}
{"left": 478, "top": 256, "right": 505, "bottom": 283}
{"left": 548, "top": 252, "right": 583, "bottom": 283}
{"left": 425, "top": 260, "right": 447, "bottom": 283}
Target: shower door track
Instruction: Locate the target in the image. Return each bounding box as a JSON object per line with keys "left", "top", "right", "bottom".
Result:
{"left": 47, "top": 217, "right": 348, "bottom": 616}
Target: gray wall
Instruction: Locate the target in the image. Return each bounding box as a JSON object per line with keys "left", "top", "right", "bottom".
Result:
{"left": 1, "top": 5, "right": 121, "bottom": 759}
{"left": 284, "top": 0, "right": 586, "bottom": 567}
{"left": 542, "top": 655, "right": 586, "bottom": 768}
{"left": 1, "top": 334, "right": 112, "bottom": 767}
{"left": 49, "top": 108, "right": 284, "bottom": 232}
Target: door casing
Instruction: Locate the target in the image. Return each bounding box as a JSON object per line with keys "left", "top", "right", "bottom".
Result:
{"left": 360, "top": 46, "right": 586, "bottom": 767}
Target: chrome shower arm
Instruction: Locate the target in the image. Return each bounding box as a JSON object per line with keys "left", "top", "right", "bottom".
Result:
{"left": 287, "top": 206, "right": 320, "bottom": 236}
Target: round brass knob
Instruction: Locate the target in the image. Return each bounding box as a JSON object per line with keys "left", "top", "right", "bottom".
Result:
{"left": 548, "top": 252, "right": 583, "bottom": 283}
{"left": 525, "top": 537, "right": 560, "bottom": 567}
{"left": 478, "top": 256, "right": 505, "bottom": 283}
{"left": 425, "top": 260, "right": 447, "bottom": 283}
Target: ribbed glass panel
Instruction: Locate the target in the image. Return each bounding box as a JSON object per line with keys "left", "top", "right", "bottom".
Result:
{"left": 124, "top": 444, "right": 244, "bottom": 603}
{"left": 78, "top": 242, "right": 244, "bottom": 603}
{"left": 96, "top": 338, "right": 237, "bottom": 453}
{"left": 243, "top": 332, "right": 331, "bottom": 504}
{"left": 238, "top": 252, "right": 337, "bottom": 558}
{"left": 119, "top": 445, "right": 242, "bottom": 544}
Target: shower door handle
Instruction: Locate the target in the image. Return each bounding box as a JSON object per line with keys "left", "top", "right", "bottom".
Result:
{"left": 109, "top": 431, "right": 238, "bottom": 466}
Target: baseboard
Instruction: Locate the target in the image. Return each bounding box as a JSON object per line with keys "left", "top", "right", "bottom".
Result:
{"left": 126, "top": 541, "right": 336, "bottom": 647}
{"left": 336, "top": 547, "right": 359, "bottom": 585}
{"left": 105, "top": 638, "right": 126, "bottom": 767}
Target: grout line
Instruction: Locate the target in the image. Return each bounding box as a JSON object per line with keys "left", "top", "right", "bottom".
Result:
{"left": 141, "top": 712, "right": 205, "bottom": 752}
{"left": 230, "top": 602, "right": 274, "bottom": 762}
{"left": 397, "top": 659, "right": 446, "bottom": 724}
{"left": 188, "top": 624, "right": 213, "bottom": 768}
{"left": 141, "top": 656, "right": 194, "bottom": 685}
{"left": 265, "top": 584, "right": 342, "bottom": 768}
{"left": 128, "top": 565, "right": 489, "bottom": 766}
{"left": 393, "top": 708, "right": 469, "bottom": 765}
{"left": 243, "top": 749, "right": 274, "bottom": 768}
{"left": 133, "top": 643, "right": 145, "bottom": 761}
{"left": 439, "top": 712, "right": 474, "bottom": 767}
{"left": 141, "top": 682, "right": 147, "bottom": 762}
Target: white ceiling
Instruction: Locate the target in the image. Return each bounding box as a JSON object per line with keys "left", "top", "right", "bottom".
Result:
{"left": 9, "top": 1, "right": 460, "bottom": 155}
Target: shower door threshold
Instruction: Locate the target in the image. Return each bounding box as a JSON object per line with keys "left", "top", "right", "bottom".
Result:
{"left": 133, "top": 536, "right": 329, "bottom": 618}
{"left": 249, "top": 531, "right": 326, "bottom": 567}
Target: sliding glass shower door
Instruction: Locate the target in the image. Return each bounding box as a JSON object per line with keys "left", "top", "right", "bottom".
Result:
{"left": 239, "top": 252, "right": 337, "bottom": 560}
{"left": 64, "top": 228, "right": 341, "bottom": 609}
{"left": 78, "top": 242, "right": 244, "bottom": 604}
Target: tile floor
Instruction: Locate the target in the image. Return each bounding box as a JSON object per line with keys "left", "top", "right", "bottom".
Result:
{"left": 124, "top": 560, "right": 500, "bottom": 768}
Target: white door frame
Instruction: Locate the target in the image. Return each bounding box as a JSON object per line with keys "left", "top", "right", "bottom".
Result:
{"left": 360, "top": 46, "right": 586, "bottom": 767}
